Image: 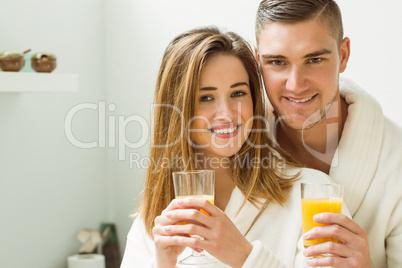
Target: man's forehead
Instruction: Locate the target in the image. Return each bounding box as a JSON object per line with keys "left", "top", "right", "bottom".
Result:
{"left": 257, "top": 20, "right": 337, "bottom": 56}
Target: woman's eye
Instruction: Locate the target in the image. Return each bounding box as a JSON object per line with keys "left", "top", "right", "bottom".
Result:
{"left": 200, "top": 95, "right": 213, "bottom": 102}
{"left": 232, "top": 91, "right": 246, "bottom": 97}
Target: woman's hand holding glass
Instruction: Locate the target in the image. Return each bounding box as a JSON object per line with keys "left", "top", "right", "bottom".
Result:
{"left": 153, "top": 197, "right": 252, "bottom": 268}
{"left": 153, "top": 199, "right": 188, "bottom": 268}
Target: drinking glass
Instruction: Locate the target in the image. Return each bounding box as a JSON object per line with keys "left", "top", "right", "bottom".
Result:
{"left": 172, "top": 170, "right": 217, "bottom": 265}
{"left": 301, "top": 183, "right": 344, "bottom": 252}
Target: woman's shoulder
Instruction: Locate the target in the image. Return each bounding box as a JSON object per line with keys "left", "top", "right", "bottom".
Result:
{"left": 126, "top": 213, "right": 147, "bottom": 238}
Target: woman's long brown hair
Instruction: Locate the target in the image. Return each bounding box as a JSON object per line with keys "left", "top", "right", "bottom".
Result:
{"left": 139, "top": 26, "right": 299, "bottom": 238}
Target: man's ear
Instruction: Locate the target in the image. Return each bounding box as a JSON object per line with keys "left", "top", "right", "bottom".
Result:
{"left": 254, "top": 45, "right": 260, "bottom": 62}
{"left": 339, "top": 37, "right": 350, "bottom": 73}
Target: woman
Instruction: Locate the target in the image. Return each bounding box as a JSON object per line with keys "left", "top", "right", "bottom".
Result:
{"left": 121, "top": 26, "right": 333, "bottom": 268}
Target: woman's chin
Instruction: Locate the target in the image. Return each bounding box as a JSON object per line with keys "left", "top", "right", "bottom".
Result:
{"left": 207, "top": 147, "right": 243, "bottom": 158}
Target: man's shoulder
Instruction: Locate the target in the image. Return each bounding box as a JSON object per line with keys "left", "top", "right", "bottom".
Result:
{"left": 379, "top": 116, "right": 402, "bottom": 155}
{"left": 372, "top": 117, "right": 402, "bottom": 186}
{"left": 383, "top": 116, "right": 402, "bottom": 138}
{"left": 381, "top": 116, "right": 402, "bottom": 164}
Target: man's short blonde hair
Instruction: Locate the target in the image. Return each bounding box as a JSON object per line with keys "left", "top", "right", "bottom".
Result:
{"left": 256, "top": 0, "right": 344, "bottom": 48}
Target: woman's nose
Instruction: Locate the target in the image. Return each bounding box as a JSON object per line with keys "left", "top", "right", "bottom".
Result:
{"left": 214, "top": 99, "right": 238, "bottom": 121}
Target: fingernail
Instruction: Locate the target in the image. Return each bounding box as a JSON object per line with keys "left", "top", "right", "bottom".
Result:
{"left": 303, "top": 232, "right": 310, "bottom": 239}
{"left": 313, "top": 214, "right": 322, "bottom": 221}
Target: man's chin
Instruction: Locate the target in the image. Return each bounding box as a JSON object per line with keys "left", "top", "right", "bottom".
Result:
{"left": 279, "top": 115, "right": 323, "bottom": 131}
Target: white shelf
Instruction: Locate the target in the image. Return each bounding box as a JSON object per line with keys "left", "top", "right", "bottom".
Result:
{"left": 0, "top": 72, "right": 79, "bottom": 93}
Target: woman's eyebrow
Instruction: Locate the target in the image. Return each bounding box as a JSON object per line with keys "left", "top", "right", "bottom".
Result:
{"left": 231, "top": 82, "right": 249, "bottom": 88}
{"left": 200, "top": 87, "right": 217, "bottom": 91}
{"left": 200, "top": 82, "right": 249, "bottom": 91}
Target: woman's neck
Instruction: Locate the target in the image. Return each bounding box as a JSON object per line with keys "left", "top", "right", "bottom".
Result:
{"left": 213, "top": 167, "right": 235, "bottom": 211}
{"left": 195, "top": 153, "right": 235, "bottom": 211}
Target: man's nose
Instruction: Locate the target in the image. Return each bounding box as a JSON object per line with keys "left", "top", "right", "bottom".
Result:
{"left": 286, "top": 66, "right": 307, "bottom": 93}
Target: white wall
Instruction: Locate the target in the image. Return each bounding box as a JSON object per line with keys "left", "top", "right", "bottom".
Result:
{"left": 1, "top": 1, "right": 401, "bottom": 267}
{"left": 111, "top": 0, "right": 402, "bottom": 254}
{"left": 111, "top": 0, "right": 402, "bottom": 127}
{"left": 339, "top": 0, "right": 402, "bottom": 125}
{"left": 0, "top": 0, "right": 108, "bottom": 268}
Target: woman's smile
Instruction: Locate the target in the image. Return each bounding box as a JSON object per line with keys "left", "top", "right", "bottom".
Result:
{"left": 209, "top": 124, "right": 240, "bottom": 137}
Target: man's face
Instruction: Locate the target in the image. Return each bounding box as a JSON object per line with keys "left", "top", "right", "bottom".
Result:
{"left": 256, "top": 19, "right": 349, "bottom": 130}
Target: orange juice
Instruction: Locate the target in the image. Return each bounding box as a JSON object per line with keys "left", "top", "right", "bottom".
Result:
{"left": 175, "top": 195, "right": 214, "bottom": 225}
{"left": 301, "top": 198, "right": 342, "bottom": 247}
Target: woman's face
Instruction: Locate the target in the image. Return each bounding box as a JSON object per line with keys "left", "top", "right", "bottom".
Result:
{"left": 191, "top": 53, "right": 254, "bottom": 159}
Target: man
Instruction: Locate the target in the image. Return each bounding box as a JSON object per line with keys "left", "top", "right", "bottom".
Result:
{"left": 255, "top": 0, "right": 402, "bottom": 267}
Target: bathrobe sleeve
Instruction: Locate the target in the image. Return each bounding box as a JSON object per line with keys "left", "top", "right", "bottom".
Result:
{"left": 386, "top": 198, "right": 402, "bottom": 267}
{"left": 120, "top": 216, "right": 155, "bottom": 268}
{"left": 242, "top": 240, "right": 299, "bottom": 268}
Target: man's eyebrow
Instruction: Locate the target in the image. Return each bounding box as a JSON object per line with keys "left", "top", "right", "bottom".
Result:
{"left": 261, "top": 54, "right": 287, "bottom": 59}
{"left": 304, "top": 49, "right": 332, "bottom": 58}
{"left": 260, "top": 49, "right": 332, "bottom": 60}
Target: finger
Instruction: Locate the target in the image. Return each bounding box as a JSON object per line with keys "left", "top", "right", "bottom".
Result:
{"left": 154, "top": 214, "right": 180, "bottom": 227}
{"left": 304, "top": 224, "right": 370, "bottom": 257}
{"left": 303, "top": 241, "right": 355, "bottom": 258}
{"left": 165, "top": 208, "right": 210, "bottom": 227}
{"left": 305, "top": 253, "right": 363, "bottom": 268}
{"left": 175, "top": 197, "right": 218, "bottom": 216}
{"left": 152, "top": 224, "right": 168, "bottom": 236}
{"left": 161, "top": 199, "right": 185, "bottom": 215}
{"left": 154, "top": 234, "right": 188, "bottom": 250}
{"left": 304, "top": 224, "right": 350, "bottom": 245}
{"left": 305, "top": 254, "right": 345, "bottom": 268}
{"left": 169, "top": 235, "right": 209, "bottom": 251}
{"left": 314, "top": 213, "right": 363, "bottom": 235}
{"left": 163, "top": 223, "right": 209, "bottom": 238}
{"left": 152, "top": 224, "right": 190, "bottom": 237}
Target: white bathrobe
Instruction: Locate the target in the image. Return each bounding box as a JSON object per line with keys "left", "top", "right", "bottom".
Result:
{"left": 120, "top": 168, "right": 344, "bottom": 268}
{"left": 264, "top": 77, "right": 402, "bottom": 267}
{"left": 121, "top": 78, "right": 401, "bottom": 267}
{"left": 329, "top": 77, "right": 402, "bottom": 267}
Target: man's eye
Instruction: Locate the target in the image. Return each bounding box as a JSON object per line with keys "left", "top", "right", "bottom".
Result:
{"left": 232, "top": 91, "right": 246, "bottom": 97}
{"left": 309, "top": 58, "right": 322, "bottom": 63}
{"left": 271, "top": 60, "right": 285, "bottom": 66}
{"left": 200, "top": 95, "right": 213, "bottom": 102}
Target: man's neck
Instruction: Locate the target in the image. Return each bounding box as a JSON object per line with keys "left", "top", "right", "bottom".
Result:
{"left": 276, "top": 95, "right": 348, "bottom": 174}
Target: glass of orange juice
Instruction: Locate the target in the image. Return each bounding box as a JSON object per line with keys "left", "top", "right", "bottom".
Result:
{"left": 301, "top": 183, "right": 344, "bottom": 251}
{"left": 172, "top": 170, "right": 217, "bottom": 265}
